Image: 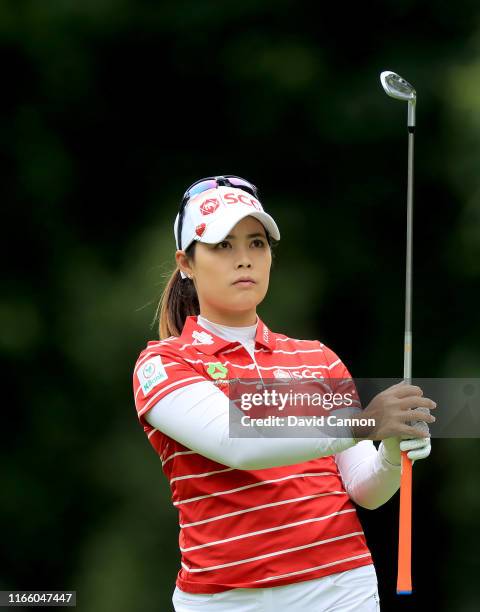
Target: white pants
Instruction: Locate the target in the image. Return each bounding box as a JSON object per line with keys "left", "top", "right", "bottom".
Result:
{"left": 172, "top": 564, "right": 380, "bottom": 611}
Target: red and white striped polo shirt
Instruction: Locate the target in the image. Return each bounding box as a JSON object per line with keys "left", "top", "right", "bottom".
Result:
{"left": 132, "top": 314, "right": 373, "bottom": 594}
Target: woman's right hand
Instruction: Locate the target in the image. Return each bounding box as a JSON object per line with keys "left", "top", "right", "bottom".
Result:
{"left": 351, "top": 381, "right": 436, "bottom": 441}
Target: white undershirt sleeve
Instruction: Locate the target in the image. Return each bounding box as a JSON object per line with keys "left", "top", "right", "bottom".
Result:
{"left": 145, "top": 380, "right": 358, "bottom": 470}
{"left": 334, "top": 440, "right": 401, "bottom": 510}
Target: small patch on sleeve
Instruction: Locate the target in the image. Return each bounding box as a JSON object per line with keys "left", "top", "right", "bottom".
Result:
{"left": 137, "top": 355, "right": 168, "bottom": 396}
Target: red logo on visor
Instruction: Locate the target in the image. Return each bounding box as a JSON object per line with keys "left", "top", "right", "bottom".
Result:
{"left": 223, "top": 192, "right": 261, "bottom": 210}
{"left": 195, "top": 223, "right": 206, "bottom": 237}
{"left": 200, "top": 199, "right": 220, "bottom": 215}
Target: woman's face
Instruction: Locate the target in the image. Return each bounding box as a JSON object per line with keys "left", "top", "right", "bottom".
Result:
{"left": 177, "top": 215, "right": 272, "bottom": 324}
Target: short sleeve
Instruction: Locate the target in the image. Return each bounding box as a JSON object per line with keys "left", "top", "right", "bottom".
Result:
{"left": 132, "top": 347, "right": 208, "bottom": 427}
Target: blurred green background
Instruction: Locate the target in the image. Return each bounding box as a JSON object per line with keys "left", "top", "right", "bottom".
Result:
{"left": 2, "top": 1, "right": 480, "bottom": 610}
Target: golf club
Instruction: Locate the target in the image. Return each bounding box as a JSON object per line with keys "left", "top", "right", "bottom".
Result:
{"left": 380, "top": 70, "right": 429, "bottom": 596}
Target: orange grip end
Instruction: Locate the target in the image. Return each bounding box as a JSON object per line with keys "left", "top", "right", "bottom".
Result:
{"left": 397, "top": 450, "right": 413, "bottom": 594}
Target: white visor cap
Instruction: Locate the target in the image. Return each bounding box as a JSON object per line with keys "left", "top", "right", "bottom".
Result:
{"left": 174, "top": 186, "right": 281, "bottom": 278}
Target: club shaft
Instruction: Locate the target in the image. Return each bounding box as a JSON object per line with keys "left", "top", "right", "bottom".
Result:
{"left": 404, "top": 129, "right": 414, "bottom": 383}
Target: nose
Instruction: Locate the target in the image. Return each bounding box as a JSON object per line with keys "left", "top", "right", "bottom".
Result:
{"left": 236, "top": 259, "right": 252, "bottom": 269}
{"left": 235, "top": 248, "right": 253, "bottom": 269}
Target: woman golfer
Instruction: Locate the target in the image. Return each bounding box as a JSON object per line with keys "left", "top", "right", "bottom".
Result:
{"left": 132, "top": 175, "right": 435, "bottom": 611}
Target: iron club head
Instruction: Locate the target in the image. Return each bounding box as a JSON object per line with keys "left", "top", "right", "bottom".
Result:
{"left": 380, "top": 71, "right": 416, "bottom": 101}
{"left": 380, "top": 70, "right": 416, "bottom": 127}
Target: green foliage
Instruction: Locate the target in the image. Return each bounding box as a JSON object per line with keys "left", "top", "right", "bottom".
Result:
{"left": 2, "top": 1, "right": 480, "bottom": 610}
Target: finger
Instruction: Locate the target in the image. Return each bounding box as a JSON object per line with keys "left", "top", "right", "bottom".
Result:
{"left": 407, "top": 444, "right": 431, "bottom": 461}
{"left": 401, "top": 416, "right": 434, "bottom": 433}
{"left": 409, "top": 409, "right": 435, "bottom": 425}
{"left": 414, "top": 406, "right": 434, "bottom": 416}
{"left": 408, "top": 410, "right": 436, "bottom": 425}
{"left": 397, "top": 396, "right": 436, "bottom": 411}
{"left": 387, "top": 380, "right": 409, "bottom": 391}
{"left": 392, "top": 384, "right": 424, "bottom": 399}
{"left": 401, "top": 422, "right": 430, "bottom": 438}
{"left": 410, "top": 417, "right": 435, "bottom": 435}
{"left": 399, "top": 424, "right": 431, "bottom": 439}
{"left": 400, "top": 437, "right": 430, "bottom": 451}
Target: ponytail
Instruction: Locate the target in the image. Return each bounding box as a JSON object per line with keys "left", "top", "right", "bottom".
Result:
{"left": 154, "top": 242, "right": 199, "bottom": 339}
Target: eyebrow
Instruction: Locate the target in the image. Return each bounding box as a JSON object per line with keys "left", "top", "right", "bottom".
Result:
{"left": 224, "top": 233, "right": 266, "bottom": 239}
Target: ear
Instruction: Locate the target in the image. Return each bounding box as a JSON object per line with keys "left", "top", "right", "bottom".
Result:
{"left": 175, "top": 250, "right": 193, "bottom": 278}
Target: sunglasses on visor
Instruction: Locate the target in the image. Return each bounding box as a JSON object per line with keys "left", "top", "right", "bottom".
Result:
{"left": 176, "top": 175, "right": 259, "bottom": 251}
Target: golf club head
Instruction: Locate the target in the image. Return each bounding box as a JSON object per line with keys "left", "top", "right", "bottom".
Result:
{"left": 380, "top": 71, "right": 416, "bottom": 101}
{"left": 380, "top": 70, "right": 416, "bottom": 127}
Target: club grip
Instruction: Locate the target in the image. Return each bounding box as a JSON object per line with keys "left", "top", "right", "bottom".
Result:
{"left": 397, "top": 451, "right": 413, "bottom": 594}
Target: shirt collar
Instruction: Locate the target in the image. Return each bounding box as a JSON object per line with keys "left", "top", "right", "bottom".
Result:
{"left": 179, "top": 314, "right": 276, "bottom": 355}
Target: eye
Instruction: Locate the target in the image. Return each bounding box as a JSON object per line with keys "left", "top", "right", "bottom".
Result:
{"left": 215, "top": 239, "right": 266, "bottom": 249}
{"left": 215, "top": 241, "right": 231, "bottom": 249}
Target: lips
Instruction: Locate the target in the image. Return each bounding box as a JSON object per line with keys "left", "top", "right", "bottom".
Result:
{"left": 233, "top": 277, "right": 256, "bottom": 284}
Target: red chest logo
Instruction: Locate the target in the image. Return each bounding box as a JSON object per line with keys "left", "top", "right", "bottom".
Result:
{"left": 200, "top": 199, "right": 220, "bottom": 215}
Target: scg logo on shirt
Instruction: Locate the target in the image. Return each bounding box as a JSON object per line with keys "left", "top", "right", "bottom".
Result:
{"left": 137, "top": 356, "right": 168, "bottom": 396}
{"left": 273, "top": 368, "right": 324, "bottom": 380}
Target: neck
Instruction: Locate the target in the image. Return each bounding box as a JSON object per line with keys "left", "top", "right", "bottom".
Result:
{"left": 198, "top": 309, "right": 258, "bottom": 327}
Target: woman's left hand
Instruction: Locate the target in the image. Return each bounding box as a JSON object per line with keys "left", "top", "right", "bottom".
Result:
{"left": 381, "top": 435, "right": 432, "bottom": 465}
{"left": 400, "top": 436, "right": 431, "bottom": 462}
